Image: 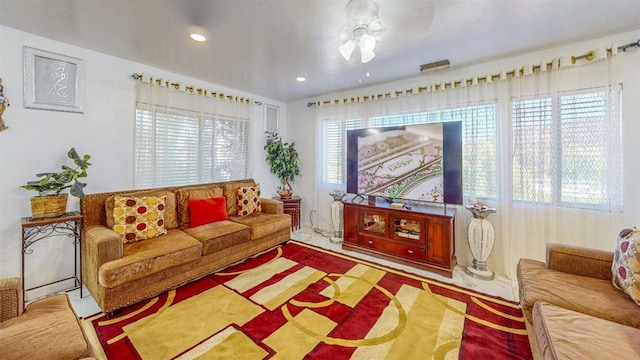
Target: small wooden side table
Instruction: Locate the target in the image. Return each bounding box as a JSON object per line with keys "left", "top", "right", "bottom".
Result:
{"left": 274, "top": 196, "right": 301, "bottom": 231}
{"left": 21, "top": 211, "right": 83, "bottom": 301}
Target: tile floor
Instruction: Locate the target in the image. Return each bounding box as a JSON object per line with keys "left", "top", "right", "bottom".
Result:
{"left": 69, "top": 226, "right": 520, "bottom": 317}
{"left": 291, "top": 227, "right": 520, "bottom": 302}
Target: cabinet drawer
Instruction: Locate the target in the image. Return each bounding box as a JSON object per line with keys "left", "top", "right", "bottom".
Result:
{"left": 360, "top": 236, "right": 425, "bottom": 261}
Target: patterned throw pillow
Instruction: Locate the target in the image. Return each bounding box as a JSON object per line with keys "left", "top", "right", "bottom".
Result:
{"left": 612, "top": 228, "right": 640, "bottom": 305}
{"left": 113, "top": 195, "right": 167, "bottom": 243}
{"left": 236, "top": 184, "right": 261, "bottom": 217}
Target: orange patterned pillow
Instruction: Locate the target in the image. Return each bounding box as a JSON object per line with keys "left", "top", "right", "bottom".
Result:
{"left": 113, "top": 195, "right": 167, "bottom": 243}
{"left": 237, "top": 185, "right": 261, "bottom": 217}
{"left": 612, "top": 228, "right": 640, "bottom": 306}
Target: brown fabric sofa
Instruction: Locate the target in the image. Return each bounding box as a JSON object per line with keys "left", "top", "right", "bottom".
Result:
{"left": 517, "top": 243, "right": 640, "bottom": 359}
{"left": 0, "top": 277, "right": 94, "bottom": 360}
{"left": 80, "top": 179, "right": 291, "bottom": 314}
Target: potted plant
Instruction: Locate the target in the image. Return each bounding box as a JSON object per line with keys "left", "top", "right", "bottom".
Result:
{"left": 264, "top": 132, "right": 300, "bottom": 199}
{"left": 21, "top": 147, "right": 91, "bottom": 218}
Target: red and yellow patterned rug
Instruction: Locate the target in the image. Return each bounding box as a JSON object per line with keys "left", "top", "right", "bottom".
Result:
{"left": 82, "top": 241, "right": 532, "bottom": 359}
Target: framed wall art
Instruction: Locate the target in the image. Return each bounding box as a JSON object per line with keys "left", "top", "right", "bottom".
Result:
{"left": 23, "top": 46, "right": 85, "bottom": 113}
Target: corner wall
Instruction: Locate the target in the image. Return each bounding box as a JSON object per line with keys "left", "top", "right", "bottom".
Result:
{"left": 0, "top": 25, "right": 286, "bottom": 296}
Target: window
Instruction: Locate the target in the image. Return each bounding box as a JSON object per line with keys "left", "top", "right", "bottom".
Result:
{"left": 512, "top": 88, "right": 619, "bottom": 209}
{"left": 135, "top": 107, "right": 249, "bottom": 188}
{"left": 323, "top": 118, "right": 362, "bottom": 185}
{"left": 320, "top": 105, "right": 497, "bottom": 199}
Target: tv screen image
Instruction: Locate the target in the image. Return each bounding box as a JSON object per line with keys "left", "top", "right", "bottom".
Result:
{"left": 346, "top": 122, "right": 462, "bottom": 205}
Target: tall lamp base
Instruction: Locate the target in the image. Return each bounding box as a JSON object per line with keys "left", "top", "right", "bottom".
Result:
{"left": 465, "top": 205, "right": 497, "bottom": 282}
{"left": 329, "top": 190, "right": 346, "bottom": 246}
{"left": 465, "top": 260, "right": 495, "bottom": 280}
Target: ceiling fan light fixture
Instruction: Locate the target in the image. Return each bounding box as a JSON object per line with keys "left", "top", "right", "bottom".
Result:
{"left": 339, "top": 40, "right": 356, "bottom": 61}
{"left": 360, "top": 33, "right": 376, "bottom": 52}
{"left": 338, "top": 0, "right": 384, "bottom": 64}
{"left": 361, "top": 49, "right": 375, "bottom": 63}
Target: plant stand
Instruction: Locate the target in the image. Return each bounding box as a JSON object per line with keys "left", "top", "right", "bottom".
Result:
{"left": 21, "top": 211, "right": 83, "bottom": 302}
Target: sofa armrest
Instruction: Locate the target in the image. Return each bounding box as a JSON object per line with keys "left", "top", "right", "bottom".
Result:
{"left": 82, "top": 225, "right": 123, "bottom": 293}
{"left": 261, "top": 198, "right": 283, "bottom": 215}
{"left": 0, "top": 277, "right": 23, "bottom": 322}
{"left": 546, "top": 243, "right": 613, "bottom": 280}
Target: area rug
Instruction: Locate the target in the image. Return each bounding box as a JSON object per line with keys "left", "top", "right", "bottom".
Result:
{"left": 82, "top": 241, "right": 532, "bottom": 359}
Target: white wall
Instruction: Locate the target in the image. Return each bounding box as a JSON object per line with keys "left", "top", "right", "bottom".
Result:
{"left": 287, "top": 29, "right": 640, "bottom": 276}
{"left": 0, "top": 25, "right": 286, "bottom": 297}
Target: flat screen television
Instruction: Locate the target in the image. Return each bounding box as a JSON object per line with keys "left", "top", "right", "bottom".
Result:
{"left": 346, "top": 122, "right": 463, "bottom": 205}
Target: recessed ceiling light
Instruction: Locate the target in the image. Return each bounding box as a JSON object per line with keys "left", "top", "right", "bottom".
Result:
{"left": 296, "top": 77, "right": 306, "bottom": 82}
{"left": 190, "top": 33, "right": 206, "bottom": 42}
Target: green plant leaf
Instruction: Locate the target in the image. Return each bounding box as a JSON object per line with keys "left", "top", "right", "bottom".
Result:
{"left": 68, "top": 147, "right": 80, "bottom": 160}
{"left": 69, "top": 181, "right": 86, "bottom": 198}
{"left": 264, "top": 133, "right": 300, "bottom": 186}
{"left": 21, "top": 147, "right": 91, "bottom": 198}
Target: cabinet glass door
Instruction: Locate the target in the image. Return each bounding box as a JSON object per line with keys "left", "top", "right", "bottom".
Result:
{"left": 393, "top": 218, "right": 421, "bottom": 239}
{"left": 391, "top": 214, "right": 425, "bottom": 244}
{"left": 361, "top": 211, "right": 388, "bottom": 236}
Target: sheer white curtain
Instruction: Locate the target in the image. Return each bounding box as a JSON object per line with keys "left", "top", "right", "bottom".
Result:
{"left": 313, "top": 54, "right": 624, "bottom": 278}
{"left": 135, "top": 80, "right": 252, "bottom": 188}
{"left": 312, "top": 86, "right": 498, "bottom": 233}
{"left": 498, "top": 58, "right": 623, "bottom": 276}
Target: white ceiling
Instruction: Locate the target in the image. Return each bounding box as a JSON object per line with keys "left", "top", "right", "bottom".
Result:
{"left": 1, "top": 0, "right": 640, "bottom": 103}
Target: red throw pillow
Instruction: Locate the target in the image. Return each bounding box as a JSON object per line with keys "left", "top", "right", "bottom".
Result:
{"left": 188, "top": 196, "right": 228, "bottom": 227}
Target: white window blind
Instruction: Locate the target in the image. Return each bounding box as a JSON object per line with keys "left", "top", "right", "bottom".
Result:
{"left": 371, "top": 105, "right": 498, "bottom": 198}
{"left": 512, "top": 88, "right": 620, "bottom": 209}
{"left": 135, "top": 107, "right": 249, "bottom": 188}
{"left": 323, "top": 118, "right": 362, "bottom": 185}
{"left": 211, "top": 118, "right": 249, "bottom": 181}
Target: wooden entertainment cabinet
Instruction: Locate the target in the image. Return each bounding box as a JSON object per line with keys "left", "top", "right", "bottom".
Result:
{"left": 342, "top": 198, "right": 456, "bottom": 277}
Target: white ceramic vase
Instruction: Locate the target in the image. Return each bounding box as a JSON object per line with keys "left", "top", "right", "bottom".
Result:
{"left": 465, "top": 205, "right": 496, "bottom": 280}
{"left": 329, "top": 190, "right": 346, "bottom": 244}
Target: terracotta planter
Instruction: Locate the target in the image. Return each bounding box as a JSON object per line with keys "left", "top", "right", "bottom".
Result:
{"left": 29, "top": 194, "right": 68, "bottom": 218}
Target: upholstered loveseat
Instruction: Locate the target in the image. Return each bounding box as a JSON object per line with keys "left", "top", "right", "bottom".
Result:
{"left": 80, "top": 179, "right": 291, "bottom": 313}
{"left": 517, "top": 243, "right": 640, "bottom": 359}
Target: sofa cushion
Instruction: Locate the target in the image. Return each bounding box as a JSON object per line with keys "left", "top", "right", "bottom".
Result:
{"left": 183, "top": 220, "right": 251, "bottom": 256}
{"left": 98, "top": 229, "right": 202, "bottom": 288}
{"left": 612, "top": 228, "right": 640, "bottom": 305}
{"left": 223, "top": 180, "right": 255, "bottom": 216}
{"left": 517, "top": 258, "right": 640, "bottom": 328}
{"left": 229, "top": 213, "right": 291, "bottom": 240}
{"left": 176, "top": 185, "right": 224, "bottom": 228}
{"left": 113, "top": 195, "right": 167, "bottom": 243}
{"left": 0, "top": 294, "right": 92, "bottom": 360}
{"left": 106, "top": 189, "right": 178, "bottom": 230}
{"left": 188, "top": 196, "right": 228, "bottom": 227}
{"left": 532, "top": 301, "right": 640, "bottom": 360}
{"left": 237, "top": 184, "right": 261, "bottom": 217}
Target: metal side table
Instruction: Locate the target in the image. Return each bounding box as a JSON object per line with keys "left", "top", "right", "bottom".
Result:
{"left": 21, "top": 211, "right": 83, "bottom": 301}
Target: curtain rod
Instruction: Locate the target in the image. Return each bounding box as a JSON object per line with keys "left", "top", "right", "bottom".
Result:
{"left": 307, "top": 38, "right": 640, "bottom": 107}
{"left": 130, "top": 73, "right": 262, "bottom": 106}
